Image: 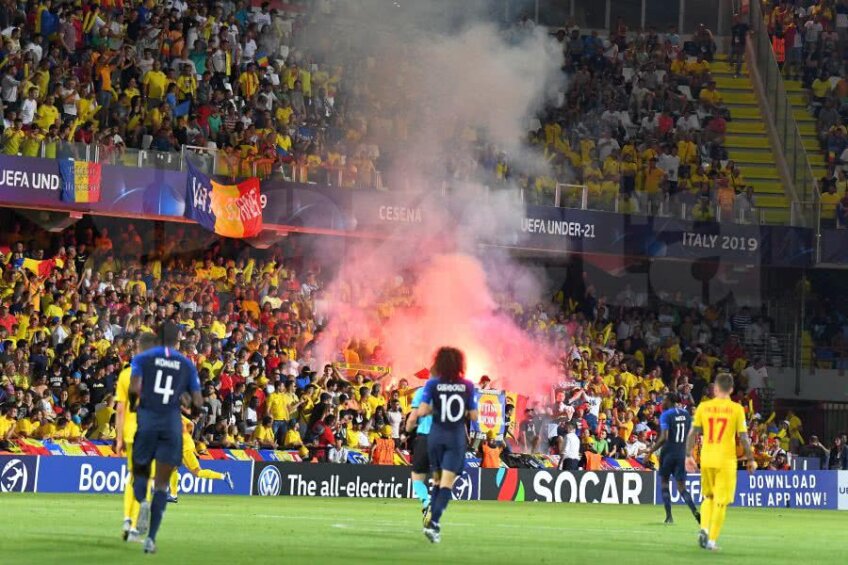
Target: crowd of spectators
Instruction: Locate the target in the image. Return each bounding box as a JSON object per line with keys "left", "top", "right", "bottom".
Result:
{"left": 519, "top": 20, "right": 755, "bottom": 222}
{"left": 0, "top": 0, "right": 382, "bottom": 186}
{"left": 0, "top": 215, "right": 842, "bottom": 470}
{"left": 767, "top": 0, "right": 848, "bottom": 225}
{"left": 0, "top": 0, "right": 762, "bottom": 221}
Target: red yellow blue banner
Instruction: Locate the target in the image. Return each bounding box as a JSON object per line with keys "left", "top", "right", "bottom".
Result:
{"left": 471, "top": 389, "right": 506, "bottom": 440}
{"left": 59, "top": 161, "right": 101, "bottom": 203}
{"left": 185, "top": 160, "right": 263, "bottom": 238}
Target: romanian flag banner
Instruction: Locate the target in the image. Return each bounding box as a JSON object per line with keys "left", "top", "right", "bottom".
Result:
{"left": 184, "top": 160, "right": 263, "bottom": 238}
{"left": 59, "top": 161, "right": 102, "bottom": 203}
{"left": 21, "top": 257, "right": 64, "bottom": 277}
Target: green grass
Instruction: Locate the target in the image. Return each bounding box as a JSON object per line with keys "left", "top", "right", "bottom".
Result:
{"left": 0, "top": 495, "right": 846, "bottom": 564}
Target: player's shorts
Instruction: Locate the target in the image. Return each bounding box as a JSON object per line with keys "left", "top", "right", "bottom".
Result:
{"left": 427, "top": 433, "right": 466, "bottom": 475}
{"left": 133, "top": 426, "right": 183, "bottom": 468}
{"left": 412, "top": 434, "right": 430, "bottom": 474}
{"left": 182, "top": 448, "right": 200, "bottom": 472}
{"left": 700, "top": 463, "right": 737, "bottom": 505}
{"left": 659, "top": 453, "right": 686, "bottom": 481}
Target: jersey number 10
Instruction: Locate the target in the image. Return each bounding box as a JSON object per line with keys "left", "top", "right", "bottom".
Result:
{"left": 154, "top": 370, "right": 176, "bottom": 404}
{"left": 439, "top": 393, "right": 465, "bottom": 423}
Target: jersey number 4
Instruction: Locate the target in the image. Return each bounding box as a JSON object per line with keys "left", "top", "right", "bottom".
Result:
{"left": 706, "top": 417, "right": 728, "bottom": 444}
{"left": 154, "top": 370, "right": 176, "bottom": 404}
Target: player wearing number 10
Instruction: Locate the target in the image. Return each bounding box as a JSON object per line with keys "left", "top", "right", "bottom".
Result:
{"left": 685, "top": 373, "right": 757, "bottom": 552}
{"left": 129, "top": 322, "right": 203, "bottom": 555}
{"left": 406, "top": 347, "right": 478, "bottom": 544}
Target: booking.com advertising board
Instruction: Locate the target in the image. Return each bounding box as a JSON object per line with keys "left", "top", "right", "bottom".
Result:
{"left": 1, "top": 455, "right": 847, "bottom": 510}
{"left": 0, "top": 455, "right": 252, "bottom": 496}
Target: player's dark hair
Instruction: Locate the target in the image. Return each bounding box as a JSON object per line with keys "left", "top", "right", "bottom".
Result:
{"left": 716, "top": 372, "right": 734, "bottom": 393}
{"left": 432, "top": 346, "right": 465, "bottom": 383}
{"left": 666, "top": 392, "right": 680, "bottom": 405}
{"left": 158, "top": 321, "right": 180, "bottom": 348}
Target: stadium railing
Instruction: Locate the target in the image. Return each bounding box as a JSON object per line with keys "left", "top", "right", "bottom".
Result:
{"left": 551, "top": 183, "right": 766, "bottom": 224}
{"left": 748, "top": 0, "right": 820, "bottom": 229}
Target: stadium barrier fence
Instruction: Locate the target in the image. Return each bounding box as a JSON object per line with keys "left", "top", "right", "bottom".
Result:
{"left": 3, "top": 455, "right": 846, "bottom": 510}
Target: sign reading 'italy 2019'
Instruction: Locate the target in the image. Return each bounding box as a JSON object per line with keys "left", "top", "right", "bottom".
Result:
{"left": 0, "top": 153, "right": 816, "bottom": 266}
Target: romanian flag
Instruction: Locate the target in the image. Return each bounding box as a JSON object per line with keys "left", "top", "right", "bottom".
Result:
{"left": 184, "top": 160, "right": 263, "bottom": 238}
{"left": 21, "top": 257, "right": 64, "bottom": 277}
{"left": 59, "top": 161, "right": 102, "bottom": 203}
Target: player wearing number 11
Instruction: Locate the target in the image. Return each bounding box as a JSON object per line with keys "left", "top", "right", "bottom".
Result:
{"left": 685, "top": 373, "right": 757, "bottom": 552}
{"left": 129, "top": 321, "right": 203, "bottom": 555}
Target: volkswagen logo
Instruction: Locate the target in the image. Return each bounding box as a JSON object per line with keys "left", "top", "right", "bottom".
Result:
{"left": 451, "top": 471, "right": 473, "bottom": 501}
{"left": 257, "top": 466, "right": 282, "bottom": 496}
{"left": 1, "top": 459, "right": 28, "bottom": 493}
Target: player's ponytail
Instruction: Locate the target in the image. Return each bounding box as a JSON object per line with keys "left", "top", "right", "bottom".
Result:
{"left": 432, "top": 347, "right": 465, "bottom": 383}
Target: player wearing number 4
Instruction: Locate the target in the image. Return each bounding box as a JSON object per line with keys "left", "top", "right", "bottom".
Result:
{"left": 685, "top": 373, "right": 757, "bottom": 552}
{"left": 129, "top": 322, "right": 203, "bottom": 555}
{"left": 642, "top": 392, "right": 700, "bottom": 525}
{"left": 406, "top": 347, "right": 478, "bottom": 544}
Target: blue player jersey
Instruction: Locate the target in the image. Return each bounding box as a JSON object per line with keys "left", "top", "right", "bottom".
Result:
{"left": 659, "top": 407, "right": 691, "bottom": 457}
{"left": 131, "top": 345, "right": 200, "bottom": 429}
{"left": 420, "top": 376, "right": 477, "bottom": 434}
{"left": 411, "top": 384, "right": 433, "bottom": 435}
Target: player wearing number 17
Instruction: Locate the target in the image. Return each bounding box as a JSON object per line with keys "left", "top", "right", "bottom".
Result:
{"left": 129, "top": 322, "right": 203, "bottom": 555}
{"left": 406, "top": 347, "right": 478, "bottom": 544}
{"left": 685, "top": 373, "right": 757, "bottom": 552}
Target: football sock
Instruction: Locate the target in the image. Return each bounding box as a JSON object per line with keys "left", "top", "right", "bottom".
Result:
{"left": 123, "top": 479, "right": 137, "bottom": 521}
{"left": 149, "top": 489, "right": 168, "bottom": 542}
{"left": 430, "top": 486, "right": 441, "bottom": 510}
{"left": 413, "top": 480, "right": 431, "bottom": 508}
{"left": 430, "top": 487, "right": 452, "bottom": 525}
{"left": 198, "top": 469, "right": 225, "bottom": 480}
{"left": 680, "top": 487, "right": 698, "bottom": 517}
{"left": 133, "top": 475, "right": 149, "bottom": 504}
{"left": 661, "top": 482, "right": 672, "bottom": 519}
{"left": 700, "top": 495, "right": 714, "bottom": 533}
{"left": 169, "top": 469, "right": 179, "bottom": 495}
{"left": 709, "top": 503, "right": 727, "bottom": 542}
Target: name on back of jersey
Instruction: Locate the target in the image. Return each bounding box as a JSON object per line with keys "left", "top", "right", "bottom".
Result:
{"left": 155, "top": 357, "right": 181, "bottom": 370}
{"left": 436, "top": 383, "right": 467, "bottom": 392}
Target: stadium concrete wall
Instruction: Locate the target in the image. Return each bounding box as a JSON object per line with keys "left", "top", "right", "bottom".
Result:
{"left": 768, "top": 368, "right": 848, "bottom": 402}
{"left": 2, "top": 455, "right": 846, "bottom": 510}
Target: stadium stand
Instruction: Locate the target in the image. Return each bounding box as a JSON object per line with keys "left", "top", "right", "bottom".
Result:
{"left": 0, "top": 210, "right": 809, "bottom": 471}
{"left": 0, "top": 0, "right": 789, "bottom": 224}
{"left": 0, "top": 1, "right": 842, "bottom": 476}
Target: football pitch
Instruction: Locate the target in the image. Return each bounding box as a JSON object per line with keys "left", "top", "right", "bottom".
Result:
{"left": 1, "top": 495, "right": 845, "bottom": 564}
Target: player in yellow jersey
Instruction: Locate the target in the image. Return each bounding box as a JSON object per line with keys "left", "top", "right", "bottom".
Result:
{"left": 685, "top": 373, "right": 757, "bottom": 551}
{"left": 116, "top": 334, "right": 156, "bottom": 541}
{"left": 167, "top": 414, "right": 234, "bottom": 502}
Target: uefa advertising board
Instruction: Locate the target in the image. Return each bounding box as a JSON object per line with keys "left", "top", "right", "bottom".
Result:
{"left": 0, "top": 154, "right": 817, "bottom": 267}
{"left": 2, "top": 456, "right": 847, "bottom": 511}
